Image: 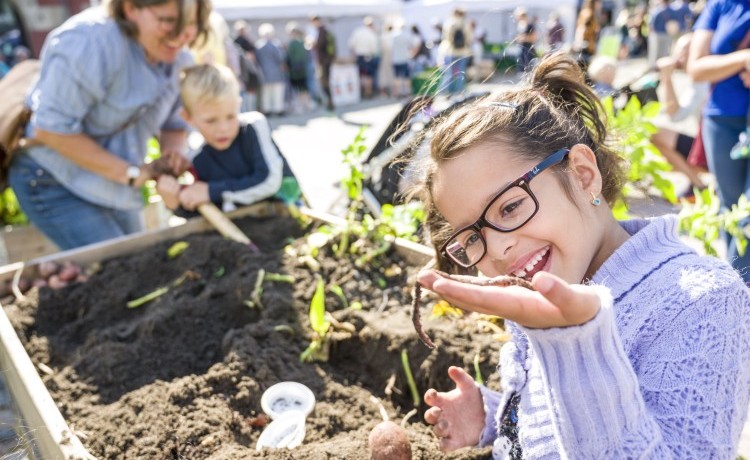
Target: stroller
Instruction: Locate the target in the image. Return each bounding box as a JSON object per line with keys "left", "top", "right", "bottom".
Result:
{"left": 361, "top": 91, "right": 490, "bottom": 215}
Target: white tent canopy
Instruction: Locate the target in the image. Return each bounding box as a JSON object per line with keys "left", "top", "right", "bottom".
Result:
{"left": 402, "top": 0, "right": 578, "bottom": 46}
{"left": 213, "top": 0, "right": 403, "bottom": 22}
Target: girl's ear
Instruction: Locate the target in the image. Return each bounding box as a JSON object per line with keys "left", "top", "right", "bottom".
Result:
{"left": 567, "top": 144, "right": 602, "bottom": 195}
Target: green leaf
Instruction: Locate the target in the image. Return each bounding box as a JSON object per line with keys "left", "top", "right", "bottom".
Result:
{"left": 167, "top": 241, "right": 189, "bottom": 259}
{"left": 309, "top": 277, "right": 330, "bottom": 337}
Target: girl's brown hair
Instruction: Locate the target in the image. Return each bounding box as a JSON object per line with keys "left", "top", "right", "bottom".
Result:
{"left": 412, "top": 51, "right": 626, "bottom": 270}
{"left": 107, "top": 0, "right": 210, "bottom": 47}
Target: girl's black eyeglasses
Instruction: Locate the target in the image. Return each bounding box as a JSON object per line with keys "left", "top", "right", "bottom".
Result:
{"left": 440, "top": 148, "right": 570, "bottom": 268}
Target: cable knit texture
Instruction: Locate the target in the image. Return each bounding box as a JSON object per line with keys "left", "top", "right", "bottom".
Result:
{"left": 479, "top": 215, "right": 750, "bottom": 459}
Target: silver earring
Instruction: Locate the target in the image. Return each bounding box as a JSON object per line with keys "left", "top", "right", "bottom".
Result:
{"left": 590, "top": 192, "right": 601, "bottom": 206}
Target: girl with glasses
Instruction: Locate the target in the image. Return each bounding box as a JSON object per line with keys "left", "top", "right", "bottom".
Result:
{"left": 411, "top": 51, "right": 750, "bottom": 459}
{"left": 8, "top": 0, "right": 210, "bottom": 250}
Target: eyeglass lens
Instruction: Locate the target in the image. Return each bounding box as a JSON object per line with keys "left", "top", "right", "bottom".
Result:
{"left": 444, "top": 185, "right": 537, "bottom": 267}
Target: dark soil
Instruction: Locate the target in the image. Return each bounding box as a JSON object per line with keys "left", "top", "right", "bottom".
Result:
{"left": 4, "top": 214, "right": 501, "bottom": 459}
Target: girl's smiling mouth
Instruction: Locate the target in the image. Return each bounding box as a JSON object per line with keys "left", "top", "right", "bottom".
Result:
{"left": 510, "top": 246, "right": 550, "bottom": 280}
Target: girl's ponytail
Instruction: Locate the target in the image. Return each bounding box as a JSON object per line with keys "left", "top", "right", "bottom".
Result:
{"left": 526, "top": 52, "right": 625, "bottom": 204}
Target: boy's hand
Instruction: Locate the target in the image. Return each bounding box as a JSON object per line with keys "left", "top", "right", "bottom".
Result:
{"left": 179, "top": 182, "right": 210, "bottom": 211}
{"left": 156, "top": 176, "right": 181, "bottom": 210}
{"left": 424, "top": 366, "right": 485, "bottom": 451}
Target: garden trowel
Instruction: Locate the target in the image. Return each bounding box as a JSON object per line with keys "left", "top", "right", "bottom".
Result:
{"left": 198, "top": 203, "right": 258, "bottom": 250}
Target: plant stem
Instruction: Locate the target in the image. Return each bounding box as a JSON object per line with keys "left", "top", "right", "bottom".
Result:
{"left": 473, "top": 352, "right": 484, "bottom": 385}
{"left": 264, "top": 272, "right": 295, "bottom": 283}
{"left": 127, "top": 286, "right": 169, "bottom": 308}
{"left": 401, "top": 349, "right": 420, "bottom": 407}
{"left": 245, "top": 269, "right": 265, "bottom": 308}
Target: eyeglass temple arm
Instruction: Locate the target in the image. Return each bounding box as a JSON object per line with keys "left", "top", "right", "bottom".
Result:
{"left": 521, "top": 148, "right": 570, "bottom": 182}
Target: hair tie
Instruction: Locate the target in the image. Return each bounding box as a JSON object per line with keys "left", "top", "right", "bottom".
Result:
{"left": 488, "top": 102, "right": 518, "bottom": 111}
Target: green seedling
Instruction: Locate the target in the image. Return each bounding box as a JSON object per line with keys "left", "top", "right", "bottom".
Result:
{"left": 328, "top": 284, "right": 348, "bottom": 308}
{"left": 127, "top": 286, "right": 169, "bottom": 309}
{"left": 678, "top": 186, "right": 750, "bottom": 256}
{"left": 264, "top": 272, "right": 295, "bottom": 283}
{"left": 602, "top": 96, "right": 677, "bottom": 205}
{"left": 244, "top": 269, "right": 265, "bottom": 309}
{"left": 127, "top": 270, "right": 197, "bottom": 308}
{"left": 274, "top": 324, "right": 296, "bottom": 336}
{"left": 300, "top": 276, "right": 331, "bottom": 362}
{"left": 167, "top": 241, "right": 189, "bottom": 259}
{"left": 473, "top": 353, "right": 484, "bottom": 385}
{"left": 349, "top": 301, "right": 363, "bottom": 311}
{"left": 401, "top": 349, "right": 420, "bottom": 407}
{"left": 337, "top": 127, "right": 368, "bottom": 257}
{"left": 355, "top": 240, "right": 392, "bottom": 268}
{"left": 213, "top": 266, "right": 225, "bottom": 278}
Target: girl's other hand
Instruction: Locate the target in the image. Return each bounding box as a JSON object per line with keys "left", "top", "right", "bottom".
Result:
{"left": 417, "top": 270, "right": 601, "bottom": 329}
{"left": 178, "top": 181, "right": 210, "bottom": 211}
{"left": 424, "top": 366, "right": 485, "bottom": 452}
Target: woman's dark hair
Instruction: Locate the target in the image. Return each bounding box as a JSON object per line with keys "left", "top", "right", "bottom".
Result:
{"left": 107, "top": 0, "right": 210, "bottom": 47}
{"left": 410, "top": 51, "right": 626, "bottom": 268}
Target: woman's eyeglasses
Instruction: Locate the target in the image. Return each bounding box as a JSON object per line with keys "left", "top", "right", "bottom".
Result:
{"left": 440, "top": 148, "right": 570, "bottom": 268}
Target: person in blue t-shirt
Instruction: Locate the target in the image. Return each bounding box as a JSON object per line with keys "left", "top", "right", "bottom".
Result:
{"left": 688, "top": 0, "right": 750, "bottom": 283}
{"left": 157, "top": 64, "right": 299, "bottom": 217}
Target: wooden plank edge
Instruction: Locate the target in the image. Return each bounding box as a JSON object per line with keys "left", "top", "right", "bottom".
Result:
{"left": 0, "top": 309, "right": 91, "bottom": 460}
{"left": 0, "top": 201, "right": 289, "bottom": 284}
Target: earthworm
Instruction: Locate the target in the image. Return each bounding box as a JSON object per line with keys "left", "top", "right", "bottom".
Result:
{"left": 412, "top": 271, "right": 534, "bottom": 349}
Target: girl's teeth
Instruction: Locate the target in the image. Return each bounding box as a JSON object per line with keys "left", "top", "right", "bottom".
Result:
{"left": 513, "top": 247, "right": 549, "bottom": 278}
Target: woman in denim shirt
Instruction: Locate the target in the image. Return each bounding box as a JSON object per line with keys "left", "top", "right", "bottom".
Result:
{"left": 8, "top": 0, "right": 210, "bottom": 250}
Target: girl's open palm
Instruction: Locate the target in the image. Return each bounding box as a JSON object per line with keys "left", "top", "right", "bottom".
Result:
{"left": 424, "top": 366, "right": 485, "bottom": 451}
{"left": 417, "top": 270, "right": 601, "bottom": 329}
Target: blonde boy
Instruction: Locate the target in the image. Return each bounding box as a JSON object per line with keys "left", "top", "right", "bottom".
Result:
{"left": 158, "top": 64, "right": 297, "bottom": 213}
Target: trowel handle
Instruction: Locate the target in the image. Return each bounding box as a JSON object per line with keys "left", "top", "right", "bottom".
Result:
{"left": 197, "top": 203, "right": 254, "bottom": 247}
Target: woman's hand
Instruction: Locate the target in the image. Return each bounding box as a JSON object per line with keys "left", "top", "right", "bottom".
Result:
{"left": 149, "top": 149, "right": 191, "bottom": 177}
{"left": 416, "top": 270, "right": 601, "bottom": 329}
{"left": 162, "top": 149, "right": 191, "bottom": 176}
{"left": 178, "top": 182, "right": 210, "bottom": 211}
{"left": 424, "top": 366, "right": 485, "bottom": 452}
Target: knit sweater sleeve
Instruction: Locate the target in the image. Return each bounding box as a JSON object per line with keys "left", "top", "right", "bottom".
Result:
{"left": 519, "top": 278, "right": 750, "bottom": 459}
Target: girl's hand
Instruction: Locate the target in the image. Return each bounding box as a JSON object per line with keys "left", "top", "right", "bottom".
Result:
{"left": 156, "top": 176, "right": 180, "bottom": 210}
{"left": 178, "top": 182, "right": 210, "bottom": 211}
{"left": 424, "top": 366, "right": 485, "bottom": 452}
{"left": 417, "top": 270, "right": 601, "bottom": 329}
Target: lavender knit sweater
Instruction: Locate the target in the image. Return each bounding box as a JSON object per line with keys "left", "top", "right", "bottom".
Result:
{"left": 478, "top": 215, "right": 750, "bottom": 459}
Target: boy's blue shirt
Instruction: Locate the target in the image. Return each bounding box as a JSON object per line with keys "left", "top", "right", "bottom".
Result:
{"left": 179, "top": 112, "right": 292, "bottom": 217}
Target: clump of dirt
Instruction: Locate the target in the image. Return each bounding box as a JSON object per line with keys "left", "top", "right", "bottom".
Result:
{"left": 4, "top": 214, "right": 501, "bottom": 459}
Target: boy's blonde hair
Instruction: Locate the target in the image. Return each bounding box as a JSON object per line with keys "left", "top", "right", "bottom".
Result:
{"left": 180, "top": 64, "right": 240, "bottom": 114}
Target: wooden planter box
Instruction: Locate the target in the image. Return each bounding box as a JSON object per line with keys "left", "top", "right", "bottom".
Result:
{"left": 0, "top": 203, "right": 433, "bottom": 459}
{"left": 0, "top": 224, "right": 58, "bottom": 266}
